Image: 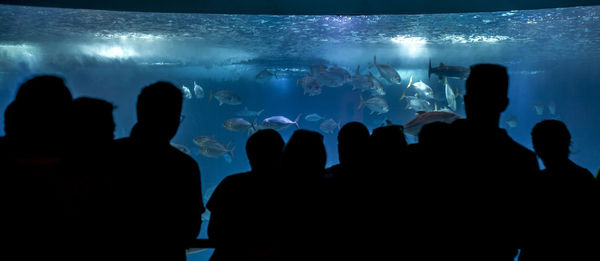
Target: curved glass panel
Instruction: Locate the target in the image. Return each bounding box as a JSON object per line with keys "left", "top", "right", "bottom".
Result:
{"left": 1, "top": 5, "right": 599, "bottom": 258}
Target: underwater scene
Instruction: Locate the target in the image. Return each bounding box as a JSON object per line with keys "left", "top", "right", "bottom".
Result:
{"left": 1, "top": 4, "right": 600, "bottom": 258}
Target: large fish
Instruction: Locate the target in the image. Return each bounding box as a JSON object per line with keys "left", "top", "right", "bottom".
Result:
{"left": 255, "top": 69, "right": 277, "bottom": 81}
{"left": 261, "top": 114, "right": 301, "bottom": 131}
{"left": 403, "top": 111, "right": 462, "bottom": 136}
{"left": 317, "top": 65, "right": 351, "bottom": 88}
{"left": 198, "top": 140, "right": 235, "bottom": 160}
{"left": 410, "top": 80, "right": 434, "bottom": 99}
{"left": 428, "top": 59, "right": 469, "bottom": 80}
{"left": 319, "top": 118, "right": 341, "bottom": 134}
{"left": 209, "top": 90, "right": 242, "bottom": 106}
{"left": 369, "top": 56, "right": 402, "bottom": 85}
{"left": 444, "top": 77, "right": 457, "bottom": 111}
{"left": 358, "top": 95, "right": 389, "bottom": 115}
{"left": 401, "top": 92, "right": 433, "bottom": 112}
{"left": 193, "top": 136, "right": 218, "bottom": 147}
{"left": 305, "top": 113, "right": 325, "bottom": 122}
{"left": 349, "top": 65, "right": 386, "bottom": 96}
{"left": 297, "top": 75, "right": 322, "bottom": 96}
{"left": 223, "top": 118, "right": 255, "bottom": 133}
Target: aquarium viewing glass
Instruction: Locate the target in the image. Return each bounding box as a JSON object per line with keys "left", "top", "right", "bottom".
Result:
{"left": 1, "top": 4, "right": 599, "bottom": 259}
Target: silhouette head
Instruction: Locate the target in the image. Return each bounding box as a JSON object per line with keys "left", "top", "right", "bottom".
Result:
{"left": 246, "top": 129, "right": 284, "bottom": 174}
{"left": 283, "top": 129, "right": 326, "bottom": 179}
{"left": 7, "top": 75, "right": 73, "bottom": 148}
{"left": 371, "top": 124, "right": 407, "bottom": 152}
{"left": 418, "top": 121, "right": 451, "bottom": 148}
{"left": 72, "top": 97, "right": 116, "bottom": 143}
{"left": 337, "top": 121, "right": 370, "bottom": 166}
{"left": 136, "top": 81, "right": 183, "bottom": 141}
{"left": 531, "top": 120, "right": 571, "bottom": 164}
{"left": 464, "top": 64, "right": 509, "bottom": 125}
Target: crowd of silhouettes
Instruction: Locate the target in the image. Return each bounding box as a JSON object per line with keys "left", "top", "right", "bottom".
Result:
{"left": 0, "top": 64, "right": 599, "bottom": 261}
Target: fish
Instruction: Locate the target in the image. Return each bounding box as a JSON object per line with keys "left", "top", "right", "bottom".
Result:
{"left": 369, "top": 56, "right": 402, "bottom": 85}
{"left": 358, "top": 95, "right": 389, "bottom": 115}
{"left": 444, "top": 77, "right": 457, "bottom": 111}
{"left": 171, "top": 143, "right": 191, "bottom": 155}
{"left": 255, "top": 69, "right": 277, "bottom": 81}
{"left": 548, "top": 101, "right": 556, "bottom": 115}
{"left": 305, "top": 113, "right": 325, "bottom": 122}
{"left": 349, "top": 65, "right": 386, "bottom": 96}
{"left": 533, "top": 103, "right": 544, "bottom": 115}
{"left": 297, "top": 75, "right": 322, "bottom": 96}
{"left": 261, "top": 114, "right": 301, "bottom": 131}
{"left": 403, "top": 95, "right": 434, "bottom": 112}
{"left": 198, "top": 140, "right": 235, "bottom": 160}
{"left": 428, "top": 59, "right": 470, "bottom": 80}
{"left": 319, "top": 118, "right": 341, "bottom": 134}
{"left": 403, "top": 111, "right": 462, "bottom": 136}
{"left": 182, "top": 85, "right": 193, "bottom": 99}
{"left": 192, "top": 136, "right": 218, "bottom": 147}
{"left": 235, "top": 107, "right": 264, "bottom": 117}
{"left": 193, "top": 81, "right": 204, "bottom": 99}
{"left": 410, "top": 80, "right": 434, "bottom": 99}
{"left": 317, "top": 65, "right": 351, "bottom": 88}
{"left": 223, "top": 118, "right": 255, "bottom": 132}
{"left": 209, "top": 89, "right": 242, "bottom": 106}
{"left": 505, "top": 115, "right": 517, "bottom": 129}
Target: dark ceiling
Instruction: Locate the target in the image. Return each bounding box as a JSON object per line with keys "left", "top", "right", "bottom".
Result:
{"left": 1, "top": 0, "right": 600, "bottom": 14}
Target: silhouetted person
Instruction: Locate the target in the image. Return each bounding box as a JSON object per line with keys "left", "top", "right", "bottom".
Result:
{"left": 61, "top": 97, "right": 117, "bottom": 260}
{"left": 0, "top": 75, "right": 74, "bottom": 260}
{"left": 279, "top": 130, "right": 327, "bottom": 261}
{"left": 519, "top": 120, "right": 599, "bottom": 261}
{"left": 324, "top": 122, "right": 370, "bottom": 259}
{"left": 442, "top": 64, "right": 540, "bottom": 261}
{"left": 368, "top": 124, "right": 409, "bottom": 259}
{"left": 207, "top": 129, "right": 285, "bottom": 261}
{"left": 111, "top": 82, "right": 204, "bottom": 261}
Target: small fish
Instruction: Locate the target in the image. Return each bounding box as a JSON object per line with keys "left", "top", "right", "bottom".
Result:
{"left": 297, "top": 76, "right": 322, "bottom": 96}
{"left": 358, "top": 95, "right": 389, "bottom": 115}
{"left": 533, "top": 103, "right": 544, "bottom": 115}
{"left": 404, "top": 95, "right": 433, "bottom": 112}
{"left": 547, "top": 101, "right": 556, "bottom": 115}
{"left": 261, "top": 114, "right": 301, "bottom": 131}
{"left": 192, "top": 136, "right": 218, "bottom": 147}
{"left": 193, "top": 81, "right": 204, "bottom": 99}
{"left": 319, "top": 118, "right": 341, "bottom": 134}
{"left": 369, "top": 56, "right": 402, "bottom": 85}
{"left": 182, "top": 85, "right": 193, "bottom": 99}
{"left": 223, "top": 118, "right": 255, "bottom": 132}
{"left": 235, "top": 107, "right": 264, "bottom": 117}
{"left": 171, "top": 143, "right": 191, "bottom": 155}
{"left": 198, "top": 141, "right": 235, "bottom": 160}
{"left": 444, "top": 77, "right": 457, "bottom": 111}
{"left": 209, "top": 89, "right": 242, "bottom": 106}
{"left": 505, "top": 115, "right": 517, "bottom": 129}
{"left": 305, "top": 113, "right": 325, "bottom": 122}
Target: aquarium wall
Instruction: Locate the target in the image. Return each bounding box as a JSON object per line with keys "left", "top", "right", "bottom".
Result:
{"left": 1, "top": 4, "right": 600, "bottom": 258}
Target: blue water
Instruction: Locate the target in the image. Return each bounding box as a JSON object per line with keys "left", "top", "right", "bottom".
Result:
{"left": 1, "top": 4, "right": 600, "bottom": 259}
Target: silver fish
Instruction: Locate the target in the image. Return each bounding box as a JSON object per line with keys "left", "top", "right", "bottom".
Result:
{"left": 193, "top": 81, "right": 204, "bottom": 99}
{"left": 171, "top": 143, "right": 191, "bottom": 155}
{"left": 297, "top": 76, "right": 322, "bottom": 96}
{"left": 402, "top": 94, "right": 433, "bottom": 112}
{"left": 444, "top": 77, "right": 456, "bottom": 111}
{"left": 198, "top": 140, "right": 235, "bottom": 159}
{"left": 261, "top": 114, "right": 301, "bottom": 131}
{"left": 182, "top": 85, "right": 193, "bottom": 99}
{"left": 505, "top": 115, "right": 517, "bottom": 129}
{"left": 533, "top": 103, "right": 544, "bottom": 115}
{"left": 369, "top": 56, "right": 402, "bottom": 85}
{"left": 193, "top": 136, "right": 218, "bottom": 147}
{"left": 319, "top": 118, "right": 341, "bottom": 134}
{"left": 223, "top": 118, "right": 255, "bottom": 132}
{"left": 410, "top": 81, "right": 434, "bottom": 99}
{"left": 358, "top": 95, "right": 389, "bottom": 115}
{"left": 209, "top": 90, "right": 242, "bottom": 106}
{"left": 305, "top": 113, "right": 325, "bottom": 122}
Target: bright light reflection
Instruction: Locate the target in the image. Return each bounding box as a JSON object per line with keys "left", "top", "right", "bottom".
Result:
{"left": 83, "top": 45, "right": 138, "bottom": 59}
{"left": 390, "top": 35, "right": 428, "bottom": 58}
